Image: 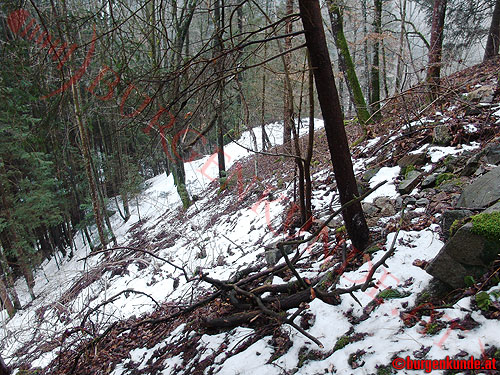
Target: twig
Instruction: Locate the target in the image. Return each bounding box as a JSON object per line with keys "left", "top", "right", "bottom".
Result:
{"left": 79, "top": 246, "right": 190, "bottom": 281}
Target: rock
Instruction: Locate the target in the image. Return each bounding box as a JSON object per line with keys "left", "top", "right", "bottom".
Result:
{"left": 455, "top": 166, "right": 500, "bottom": 208}
{"left": 362, "top": 167, "right": 380, "bottom": 182}
{"left": 426, "top": 221, "right": 500, "bottom": 289}
{"left": 484, "top": 143, "right": 500, "bottom": 165}
{"left": 416, "top": 198, "right": 429, "bottom": 207}
{"left": 437, "top": 181, "right": 462, "bottom": 193}
{"left": 373, "top": 197, "right": 396, "bottom": 217}
{"left": 397, "top": 153, "right": 427, "bottom": 169}
{"left": 264, "top": 243, "right": 294, "bottom": 266}
{"left": 396, "top": 195, "right": 416, "bottom": 209}
{"left": 398, "top": 170, "right": 422, "bottom": 194}
{"left": 435, "top": 166, "right": 447, "bottom": 174}
{"left": 466, "top": 85, "right": 496, "bottom": 103}
{"left": 465, "top": 107, "right": 481, "bottom": 116}
{"left": 422, "top": 174, "right": 438, "bottom": 188}
{"left": 362, "top": 202, "right": 379, "bottom": 217}
{"left": 433, "top": 125, "right": 452, "bottom": 146}
{"left": 485, "top": 201, "right": 500, "bottom": 214}
{"left": 357, "top": 178, "right": 371, "bottom": 197}
{"left": 440, "top": 209, "right": 473, "bottom": 240}
{"left": 460, "top": 153, "right": 481, "bottom": 176}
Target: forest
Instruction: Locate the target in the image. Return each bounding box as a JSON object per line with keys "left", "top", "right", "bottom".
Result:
{"left": 1, "top": 0, "right": 500, "bottom": 374}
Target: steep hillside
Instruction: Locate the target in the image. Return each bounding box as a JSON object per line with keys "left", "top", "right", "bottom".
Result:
{"left": 2, "top": 58, "right": 500, "bottom": 375}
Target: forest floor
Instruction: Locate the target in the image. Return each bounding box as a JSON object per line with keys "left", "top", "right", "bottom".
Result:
{"left": 2, "top": 57, "right": 500, "bottom": 375}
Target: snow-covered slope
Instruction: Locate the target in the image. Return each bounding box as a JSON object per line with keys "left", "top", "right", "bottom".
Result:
{"left": 2, "top": 112, "right": 500, "bottom": 375}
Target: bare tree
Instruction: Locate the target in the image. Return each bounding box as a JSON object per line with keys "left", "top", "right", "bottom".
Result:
{"left": 298, "top": 0, "right": 370, "bottom": 251}
{"left": 484, "top": 0, "right": 500, "bottom": 60}
{"left": 426, "top": 0, "right": 448, "bottom": 100}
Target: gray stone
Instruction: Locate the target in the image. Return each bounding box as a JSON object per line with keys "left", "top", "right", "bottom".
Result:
{"left": 357, "top": 178, "right": 371, "bottom": 197}
{"left": 455, "top": 167, "right": 500, "bottom": 208}
{"left": 485, "top": 143, "right": 500, "bottom": 165}
{"left": 467, "top": 85, "right": 496, "bottom": 103}
{"left": 397, "top": 153, "right": 427, "bottom": 169}
{"left": 416, "top": 198, "right": 429, "bottom": 207}
{"left": 362, "top": 168, "right": 380, "bottom": 182}
{"left": 396, "top": 195, "right": 416, "bottom": 209}
{"left": 362, "top": 202, "right": 379, "bottom": 217}
{"left": 398, "top": 170, "right": 422, "bottom": 194}
{"left": 426, "top": 202, "right": 500, "bottom": 288}
{"left": 422, "top": 174, "right": 438, "bottom": 188}
{"left": 264, "top": 243, "right": 294, "bottom": 266}
{"left": 373, "top": 196, "right": 396, "bottom": 217}
{"left": 433, "top": 125, "right": 452, "bottom": 146}
{"left": 440, "top": 209, "right": 473, "bottom": 241}
{"left": 485, "top": 201, "right": 500, "bottom": 214}
{"left": 460, "top": 153, "right": 481, "bottom": 176}
{"left": 426, "top": 251, "right": 469, "bottom": 289}
{"left": 427, "top": 222, "right": 500, "bottom": 289}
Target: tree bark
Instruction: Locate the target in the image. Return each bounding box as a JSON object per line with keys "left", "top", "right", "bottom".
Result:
{"left": 484, "top": 0, "right": 500, "bottom": 61}
{"left": 0, "top": 277, "right": 15, "bottom": 318}
{"left": 426, "top": 0, "right": 447, "bottom": 100}
{"left": 283, "top": 0, "right": 294, "bottom": 150}
{"left": 327, "top": 0, "right": 370, "bottom": 126}
{"left": 0, "top": 354, "right": 10, "bottom": 375}
{"left": 298, "top": 0, "right": 370, "bottom": 251}
{"left": 370, "top": 0, "right": 382, "bottom": 120}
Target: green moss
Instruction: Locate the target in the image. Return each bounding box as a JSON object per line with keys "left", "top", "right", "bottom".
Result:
{"left": 403, "top": 164, "right": 416, "bottom": 178}
{"left": 377, "top": 288, "right": 409, "bottom": 300}
{"left": 376, "top": 365, "right": 393, "bottom": 375}
{"left": 475, "top": 291, "right": 493, "bottom": 311}
{"left": 297, "top": 346, "right": 322, "bottom": 368}
{"left": 436, "top": 172, "right": 454, "bottom": 186}
{"left": 335, "top": 225, "right": 346, "bottom": 234}
{"left": 334, "top": 335, "right": 350, "bottom": 351}
{"left": 366, "top": 245, "right": 381, "bottom": 254}
{"left": 471, "top": 212, "right": 500, "bottom": 242}
{"left": 425, "top": 322, "right": 441, "bottom": 335}
{"left": 450, "top": 218, "right": 468, "bottom": 237}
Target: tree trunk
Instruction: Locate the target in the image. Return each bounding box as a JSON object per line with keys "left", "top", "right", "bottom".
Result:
{"left": 426, "top": 0, "right": 447, "bottom": 100}
{"left": 395, "top": 0, "right": 407, "bottom": 93}
{"left": 370, "top": 0, "right": 382, "bottom": 120}
{"left": 298, "top": 0, "right": 370, "bottom": 251}
{"left": 215, "top": 0, "right": 226, "bottom": 178}
{"left": 0, "top": 277, "right": 15, "bottom": 318}
{"left": 0, "top": 354, "right": 10, "bottom": 375}
{"left": 72, "top": 83, "right": 108, "bottom": 249}
{"left": 283, "top": 0, "right": 294, "bottom": 150}
{"left": 0, "top": 249, "right": 21, "bottom": 310}
{"left": 327, "top": 0, "right": 370, "bottom": 126}
{"left": 484, "top": 0, "right": 500, "bottom": 61}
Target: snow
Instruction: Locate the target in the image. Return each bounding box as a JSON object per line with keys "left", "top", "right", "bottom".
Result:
{"left": 2, "top": 117, "right": 498, "bottom": 375}
{"left": 364, "top": 166, "right": 401, "bottom": 203}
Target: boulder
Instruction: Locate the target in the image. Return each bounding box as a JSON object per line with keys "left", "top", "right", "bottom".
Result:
{"left": 484, "top": 143, "right": 500, "bottom": 165}
{"left": 466, "top": 85, "right": 495, "bottom": 103}
{"left": 396, "top": 195, "right": 416, "bottom": 209}
{"left": 373, "top": 196, "right": 396, "bottom": 217}
{"left": 397, "top": 153, "right": 427, "bottom": 169}
{"left": 422, "top": 174, "right": 437, "bottom": 188}
{"left": 440, "top": 209, "right": 473, "bottom": 240}
{"left": 426, "top": 221, "right": 500, "bottom": 289}
{"left": 433, "top": 125, "right": 452, "bottom": 146}
{"left": 398, "top": 170, "right": 422, "bottom": 194}
{"left": 361, "top": 202, "right": 379, "bottom": 217}
{"left": 455, "top": 167, "right": 500, "bottom": 208}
